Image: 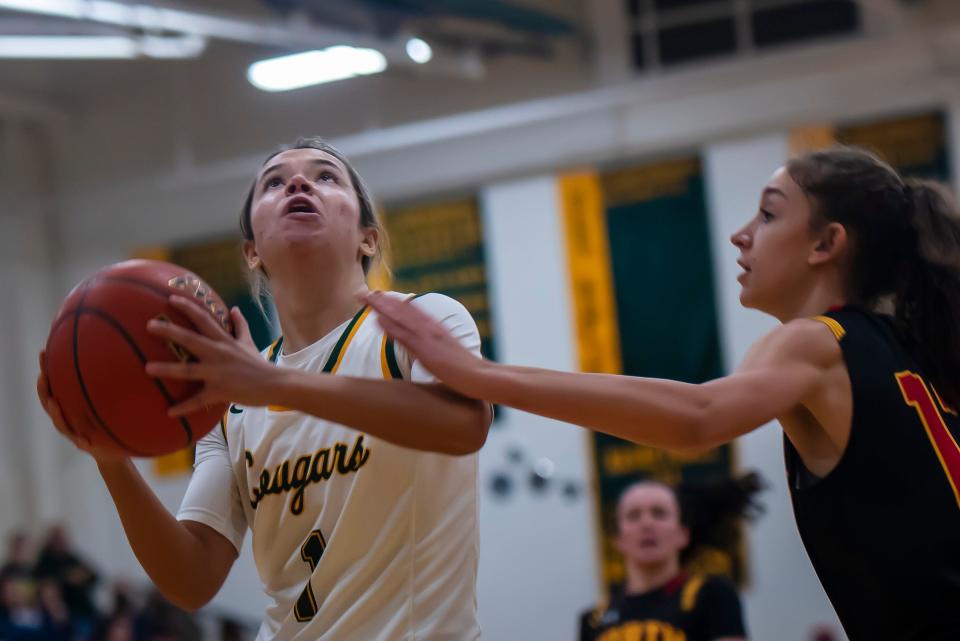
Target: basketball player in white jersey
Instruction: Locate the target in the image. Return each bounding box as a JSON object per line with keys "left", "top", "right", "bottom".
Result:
{"left": 37, "top": 138, "right": 491, "bottom": 641}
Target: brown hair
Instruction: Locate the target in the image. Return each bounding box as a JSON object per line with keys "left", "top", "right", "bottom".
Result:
{"left": 787, "top": 146, "right": 960, "bottom": 406}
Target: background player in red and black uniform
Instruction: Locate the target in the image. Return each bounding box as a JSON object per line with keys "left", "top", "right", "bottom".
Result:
{"left": 580, "top": 480, "right": 752, "bottom": 641}
{"left": 367, "top": 146, "right": 960, "bottom": 640}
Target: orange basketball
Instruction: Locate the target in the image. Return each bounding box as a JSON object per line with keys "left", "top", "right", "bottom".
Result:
{"left": 44, "top": 259, "right": 233, "bottom": 457}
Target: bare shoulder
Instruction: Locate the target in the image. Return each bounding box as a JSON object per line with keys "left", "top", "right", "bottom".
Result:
{"left": 740, "top": 318, "right": 843, "bottom": 371}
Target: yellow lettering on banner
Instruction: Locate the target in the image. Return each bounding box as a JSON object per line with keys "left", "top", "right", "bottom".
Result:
{"left": 558, "top": 172, "right": 622, "bottom": 375}
{"left": 838, "top": 113, "right": 944, "bottom": 169}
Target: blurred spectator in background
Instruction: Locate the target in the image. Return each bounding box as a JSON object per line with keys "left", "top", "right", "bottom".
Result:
{"left": 2, "top": 531, "right": 35, "bottom": 578}
{"left": 35, "top": 526, "right": 99, "bottom": 617}
{"left": 580, "top": 473, "right": 764, "bottom": 641}
{"left": 0, "top": 569, "right": 71, "bottom": 641}
{"left": 34, "top": 525, "right": 99, "bottom": 641}
{"left": 218, "top": 618, "right": 245, "bottom": 641}
{"left": 0, "top": 526, "right": 219, "bottom": 641}
{"left": 135, "top": 590, "right": 200, "bottom": 641}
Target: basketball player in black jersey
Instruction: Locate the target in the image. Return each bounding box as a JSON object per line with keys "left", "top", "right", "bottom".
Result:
{"left": 366, "top": 146, "right": 960, "bottom": 640}
{"left": 579, "top": 480, "right": 750, "bottom": 641}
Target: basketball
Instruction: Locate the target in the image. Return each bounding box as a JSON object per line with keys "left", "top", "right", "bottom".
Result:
{"left": 44, "top": 259, "right": 234, "bottom": 457}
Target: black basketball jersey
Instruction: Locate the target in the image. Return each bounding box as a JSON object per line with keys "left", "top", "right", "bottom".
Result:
{"left": 578, "top": 574, "right": 746, "bottom": 641}
{"left": 786, "top": 307, "right": 960, "bottom": 641}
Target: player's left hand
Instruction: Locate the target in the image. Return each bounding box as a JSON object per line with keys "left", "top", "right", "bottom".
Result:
{"left": 145, "top": 295, "right": 275, "bottom": 416}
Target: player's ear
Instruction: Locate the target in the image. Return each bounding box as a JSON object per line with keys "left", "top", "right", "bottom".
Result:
{"left": 244, "top": 240, "right": 264, "bottom": 272}
{"left": 359, "top": 226, "right": 378, "bottom": 260}
{"left": 809, "top": 222, "right": 847, "bottom": 266}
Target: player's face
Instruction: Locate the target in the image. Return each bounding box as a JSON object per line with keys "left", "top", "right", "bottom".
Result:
{"left": 615, "top": 485, "right": 688, "bottom": 567}
{"left": 731, "top": 167, "right": 819, "bottom": 319}
{"left": 247, "top": 148, "right": 368, "bottom": 270}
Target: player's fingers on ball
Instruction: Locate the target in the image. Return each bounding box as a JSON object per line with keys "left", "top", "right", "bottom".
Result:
{"left": 145, "top": 361, "right": 200, "bottom": 380}
{"left": 147, "top": 319, "right": 215, "bottom": 357}
{"left": 167, "top": 394, "right": 208, "bottom": 417}
{"left": 72, "top": 431, "right": 93, "bottom": 450}
{"left": 37, "top": 372, "right": 49, "bottom": 404}
{"left": 230, "top": 307, "right": 255, "bottom": 345}
{"left": 169, "top": 295, "right": 230, "bottom": 339}
{"left": 45, "top": 400, "right": 76, "bottom": 437}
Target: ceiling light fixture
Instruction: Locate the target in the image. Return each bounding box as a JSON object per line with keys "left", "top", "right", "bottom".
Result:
{"left": 247, "top": 46, "right": 387, "bottom": 92}
{"left": 405, "top": 37, "right": 432, "bottom": 64}
{"left": 0, "top": 34, "right": 206, "bottom": 59}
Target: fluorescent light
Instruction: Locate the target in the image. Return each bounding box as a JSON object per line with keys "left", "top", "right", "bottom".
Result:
{"left": 0, "top": 35, "right": 206, "bottom": 59}
{"left": 247, "top": 46, "right": 387, "bottom": 92}
{"left": 0, "top": 36, "right": 135, "bottom": 58}
{"left": 0, "top": 0, "right": 115, "bottom": 21}
{"left": 405, "top": 37, "right": 432, "bottom": 64}
{"left": 139, "top": 34, "right": 206, "bottom": 58}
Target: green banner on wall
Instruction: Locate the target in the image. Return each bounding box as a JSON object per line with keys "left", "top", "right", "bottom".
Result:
{"left": 381, "top": 198, "right": 496, "bottom": 361}
{"left": 560, "top": 157, "right": 739, "bottom": 590}
{"left": 836, "top": 111, "right": 949, "bottom": 181}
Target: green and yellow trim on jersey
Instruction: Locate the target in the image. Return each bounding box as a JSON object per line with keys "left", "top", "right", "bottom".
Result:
{"left": 219, "top": 410, "right": 228, "bottom": 442}
{"left": 322, "top": 305, "right": 371, "bottom": 374}
{"left": 810, "top": 315, "right": 846, "bottom": 341}
{"left": 267, "top": 336, "right": 284, "bottom": 363}
{"left": 377, "top": 294, "right": 425, "bottom": 380}
{"left": 265, "top": 336, "right": 289, "bottom": 411}
{"left": 380, "top": 334, "right": 403, "bottom": 380}
{"left": 264, "top": 306, "right": 372, "bottom": 412}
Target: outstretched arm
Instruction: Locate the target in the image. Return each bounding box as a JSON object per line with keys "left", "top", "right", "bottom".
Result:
{"left": 146, "top": 295, "right": 491, "bottom": 456}
{"left": 364, "top": 292, "right": 838, "bottom": 452}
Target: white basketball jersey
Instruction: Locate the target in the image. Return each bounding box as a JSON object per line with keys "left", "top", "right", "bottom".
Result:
{"left": 177, "top": 293, "right": 481, "bottom": 641}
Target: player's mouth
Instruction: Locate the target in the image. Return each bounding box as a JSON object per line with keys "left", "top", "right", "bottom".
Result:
{"left": 737, "top": 258, "right": 751, "bottom": 282}
{"left": 283, "top": 196, "right": 320, "bottom": 217}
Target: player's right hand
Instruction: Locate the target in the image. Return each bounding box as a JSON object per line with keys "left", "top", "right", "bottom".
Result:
{"left": 37, "top": 351, "right": 129, "bottom": 463}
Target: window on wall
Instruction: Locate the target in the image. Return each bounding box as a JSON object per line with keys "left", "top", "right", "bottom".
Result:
{"left": 627, "top": 0, "right": 861, "bottom": 70}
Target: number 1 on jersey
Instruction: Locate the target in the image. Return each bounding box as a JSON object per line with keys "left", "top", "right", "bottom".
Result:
{"left": 294, "top": 529, "right": 326, "bottom": 622}
{"left": 896, "top": 371, "right": 960, "bottom": 508}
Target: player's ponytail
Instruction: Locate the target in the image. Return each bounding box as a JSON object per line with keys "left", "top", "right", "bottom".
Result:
{"left": 677, "top": 472, "right": 766, "bottom": 573}
{"left": 895, "top": 179, "right": 960, "bottom": 408}
{"left": 788, "top": 147, "right": 960, "bottom": 408}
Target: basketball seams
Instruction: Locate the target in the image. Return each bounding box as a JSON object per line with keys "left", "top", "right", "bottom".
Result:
{"left": 76, "top": 307, "right": 195, "bottom": 453}
{"left": 48, "top": 264, "right": 226, "bottom": 458}
{"left": 47, "top": 282, "right": 90, "bottom": 441}
{"left": 96, "top": 274, "right": 232, "bottom": 334}
{"left": 96, "top": 274, "right": 184, "bottom": 301}
{"left": 61, "top": 276, "right": 197, "bottom": 456}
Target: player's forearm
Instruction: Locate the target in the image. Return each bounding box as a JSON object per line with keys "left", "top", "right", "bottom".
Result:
{"left": 474, "top": 362, "right": 804, "bottom": 451}
{"left": 96, "top": 459, "right": 229, "bottom": 609}
{"left": 471, "top": 363, "right": 714, "bottom": 451}
{"left": 271, "top": 370, "right": 490, "bottom": 455}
